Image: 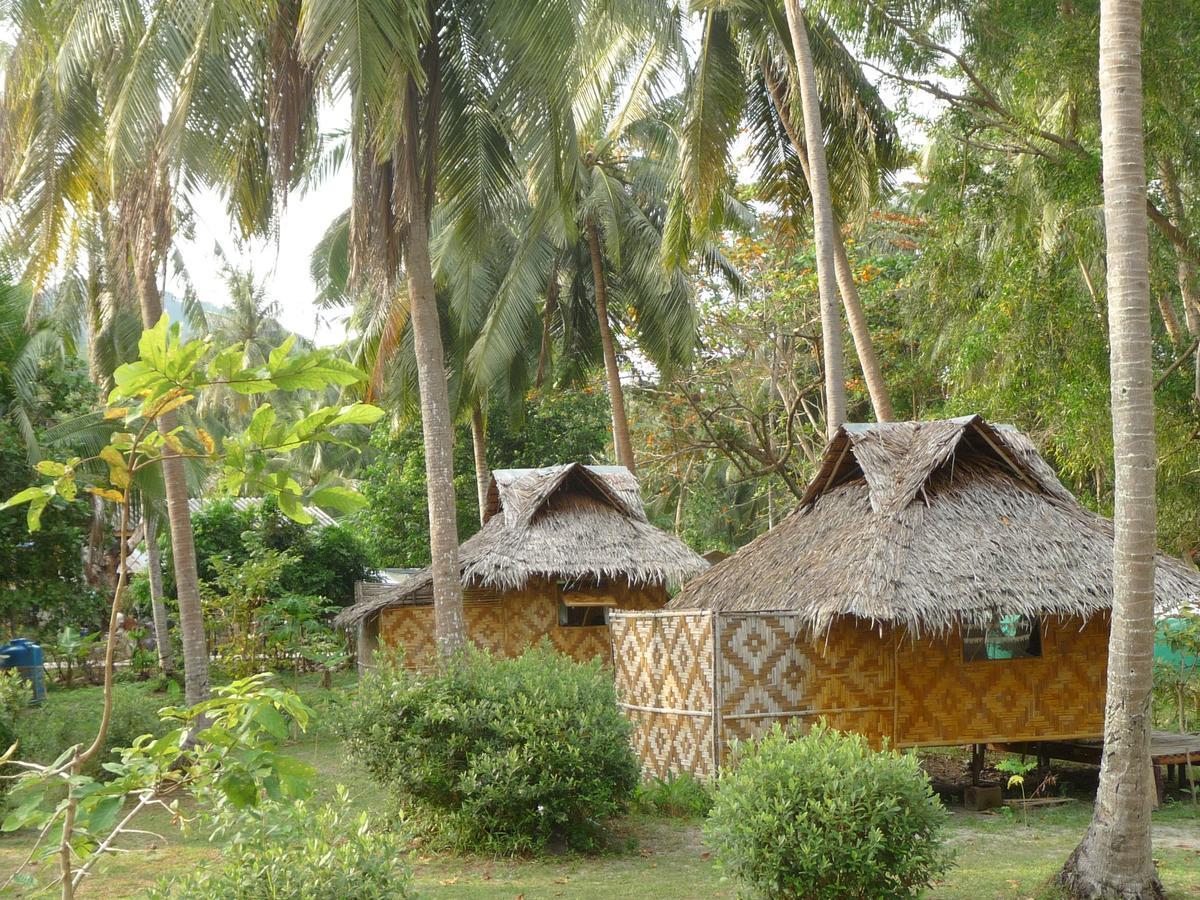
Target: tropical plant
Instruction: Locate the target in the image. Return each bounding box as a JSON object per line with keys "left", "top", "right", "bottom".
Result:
{"left": 669, "top": 0, "right": 904, "bottom": 426}
{"left": 1, "top": 675, "right": 317, "bottom": 897}
{"left": 0, "top": 315, "right": 381, "bottom": 897}
{"left": 147, "top": 786, "right": 412, "bottom": 900}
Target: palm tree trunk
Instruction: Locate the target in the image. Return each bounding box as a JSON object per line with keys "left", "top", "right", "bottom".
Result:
{"left": 406, "top": 210, "right": 467, "bottom": 656}
{"left": 144, "top": 516, "right": 174, "bottom": 673}
{"left": 782, "top": 1, "right": 846, "bottom": 437}
{"left": 1058, "top": 0, "right": 1163, "bottom": 894}
{"left": 1159, "top": 159, "right": 1200, "bottom": 401}
{"left": 470, "top": 401, "right": 489, "bottom": 526}
{"left": 133, "top": 261, "right": 210, "bottom": 706}
{"left": 587, "top": 220, "right": 637, "bottom": 471}
{"left": 764, "top": 61, "right": 894, "bottom": 423}
{"left": 536, "top": 267, "right": 559, "bottom": 389}
{"left": 1155, "top": 292, "right": 1184, "bottom": 346}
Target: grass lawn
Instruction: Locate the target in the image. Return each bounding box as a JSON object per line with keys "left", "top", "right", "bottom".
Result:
{"left": 2, "top": 675, "right": 1198, "bottom": 898}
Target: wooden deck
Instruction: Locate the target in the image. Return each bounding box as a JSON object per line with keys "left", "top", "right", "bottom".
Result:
{"left": 990, "top": 731, "right": 1200, "bottom": 767}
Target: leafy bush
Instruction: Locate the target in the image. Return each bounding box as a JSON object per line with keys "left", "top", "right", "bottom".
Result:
{"left": 11, "top": 683, "right": 166, "bottom": 778}
{"left": 0, "top": 669, "right": 29, "bottom": 717}
{"left": 634, "top": 773, "right": 714, "bottom": 819}
{"left": 343, "top": 645, "right": 639, "bottom": 853}
{"left": 705, "top": 723, "right": 952, "bottom": 899}
{"left": 163, "top": 496, "right": 373, "bottom": 607}
{"left": 149, "top": 787, "right": 411, "bottom": 899}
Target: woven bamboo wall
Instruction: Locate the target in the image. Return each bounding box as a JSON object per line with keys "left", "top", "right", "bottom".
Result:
{"left": 378, "top": 577, "right": 666, "bottom": 670}
{"left": 613, "top": 610, "right": 1108, "bottom": 779}
{"left": 717, "top": 615, "right": 894, "bottom": 751}
{"left": 895, "top": 615, "right": 1108, "bottom": 746}
{"left": 611, "top": 610, "right": 717, "bottom": 779}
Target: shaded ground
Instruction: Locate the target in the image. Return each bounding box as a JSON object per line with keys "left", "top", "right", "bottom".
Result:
{"left": 1, "top": 678, "right": 1198, "bottom": 898}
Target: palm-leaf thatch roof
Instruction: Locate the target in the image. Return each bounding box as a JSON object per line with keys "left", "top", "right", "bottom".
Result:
{"left": 335, "top": 463, "right": 708, "bottom": 627}
{"left": 670, "top": 415, "right": 1200, "bottom": 634}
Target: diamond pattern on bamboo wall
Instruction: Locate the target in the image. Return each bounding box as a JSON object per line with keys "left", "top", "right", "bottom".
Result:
{"left": 611, "top": 613, "right": 714, "bottom": 711}
{"left": 378, "top": 580, "right": 668, "bottom": 671}
{"left": 611, "top": 612, "right": 716, "bottom": 778}
{"left": 624, "top": 710, "right": 715, "bottom": 779}
{"left": 895, "top": 615, "right": 1108, "bottom": 745}
{"left": 719, "top": 613, "right": 810, "bottom": 716}
{"left": 806, "top": 619, "right": 895, "bottom": 714}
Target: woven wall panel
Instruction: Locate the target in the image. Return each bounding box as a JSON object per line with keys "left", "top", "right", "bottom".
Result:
{"left": 718, "top": 613, "right": 810, "bottom": 717}
{"left": 378, "top": 579, "right": 667, "bottom": 670}
{"left": 612, "top": 612, "right": 714, "bottom": 711}
{"left": 623, "top": 709, "right": 715, "bottom": 779}
{"left": 611, "top": 611, "right": 716, "bottom": 778}
{"left": 895, "top": 615, "right": 1108, "bottom": 745}
{"left": 549, "top": 627, "right": 613, "bottom": 663}
{"left": 380, "top": 606, "right": 437, "bottom": 669}
{"left": 807, "top": 619, "right": 895, "bottom": 714}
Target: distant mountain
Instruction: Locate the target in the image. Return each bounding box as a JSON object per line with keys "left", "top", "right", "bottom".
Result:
{"left": 162, "top": 292, "right": 223, "bottom": 338}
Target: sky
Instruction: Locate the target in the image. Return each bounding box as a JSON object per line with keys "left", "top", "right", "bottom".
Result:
{"left": 172, "top": 144, "right": 352, "bottom": 347}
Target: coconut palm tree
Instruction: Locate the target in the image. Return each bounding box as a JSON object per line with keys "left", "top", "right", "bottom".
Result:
{"left": 783, "top": 0, "right": 844, "bottom": 433}
{"left": 1057, "top": 0, "right": 1162, "bottom": 895}
{"left": 669, "top": 0, "right": 903, "bottom": 426}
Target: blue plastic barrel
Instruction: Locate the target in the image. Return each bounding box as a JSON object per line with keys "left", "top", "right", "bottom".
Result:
{"left": 0, "top": 638, "right": 47, "bottom": 705}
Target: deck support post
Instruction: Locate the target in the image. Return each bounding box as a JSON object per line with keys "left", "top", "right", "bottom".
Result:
{"left": 970, "top": 743, "right": 986, "bottom": 785}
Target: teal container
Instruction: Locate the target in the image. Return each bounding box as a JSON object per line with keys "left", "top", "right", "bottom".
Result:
{"left": 1155, "top": 617, "right": 1200, "bottom": 670}
{"left": 0, "top": 638, "right": 46, "bottom": 705}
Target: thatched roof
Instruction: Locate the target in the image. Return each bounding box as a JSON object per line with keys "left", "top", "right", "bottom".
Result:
{"left": 670, "top": 415, "right": 1200, "bottom": 633}
{"left": 335, "top": 463, "right": 708, "bottom": 627}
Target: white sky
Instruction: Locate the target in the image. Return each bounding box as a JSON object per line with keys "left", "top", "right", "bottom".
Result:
{"left": 172, "top": 148, "right": 353, "bottom": 346}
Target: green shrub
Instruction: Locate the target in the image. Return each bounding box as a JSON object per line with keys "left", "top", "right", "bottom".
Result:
{"left": 634, "top": 774, "right": 714, "bottom": 819}
{"left": 705, "top": 723, "right": 952, "bottom": 899}
{"left": 342, "top": 644, "right": 640, "bottom": 853}
{"left": 10, "top": 683, "right": 166, "bottom": 778}
{"left": 0, "top": 669, "right": 28, "bottom": 717}
{"left": 148, "top": 787, "right": 411, "bottom": 899}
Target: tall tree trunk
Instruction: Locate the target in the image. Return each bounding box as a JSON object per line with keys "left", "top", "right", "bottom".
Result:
{"left": 133, "top": 261, "right": 210, "bottom": 705}
{"left": 763, "top": 62, "right": 894, "bottom": 423}
{"left": 406, "top": 211, "right": 467, "bottom": 656}
{"left": 470, "top": 401, "right": 489, "bottom": 526}
{"left": 144, "top": 515, "right": 173, "bottom": 673}
{"left": 536, "top": 267, "right": 559, "bottom": 389}
{"left": 1155, "top": 293, "right": 1183, "bottom": 346}
{"left": 1159, "top": 159, "right": 1200, "bottom": 401}
{"left": 1059, "top": 0, "right": 1163, "bottom": 894}
{"left": 587, "top": 220, "right": 637, "bottom": 471}
{"left": 782, "top": 1, "right": 846, "bottom": 437}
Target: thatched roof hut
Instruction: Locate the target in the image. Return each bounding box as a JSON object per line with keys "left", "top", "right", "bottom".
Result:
{"left": 613, "top": 416, "right": 1200, "bottom": 778}
{"left": 336, "top": 463, "right": 708, "bottom": 629}
{"left": 670, "top": 415, "right": 1200, "bottom": 632}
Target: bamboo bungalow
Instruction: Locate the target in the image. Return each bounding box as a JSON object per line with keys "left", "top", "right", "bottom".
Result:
{"left": 336, "top": 463, "right": 708, "bottom": 670}
{"left": 611, "top": 416, "right": 1200, "bottom": 778}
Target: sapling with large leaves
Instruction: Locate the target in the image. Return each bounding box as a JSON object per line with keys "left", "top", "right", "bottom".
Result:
{"left": 0, "top": 315, "right": 382, "bottom": 899}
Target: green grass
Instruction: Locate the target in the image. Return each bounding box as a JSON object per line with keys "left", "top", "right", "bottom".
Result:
{"left": 2, "top": 675, "right": 1199, "bottom": 898}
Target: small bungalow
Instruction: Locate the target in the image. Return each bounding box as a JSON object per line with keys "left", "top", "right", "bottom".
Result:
{"left": 611, "top": 415, "right": 1200, "bottom": 778}
{"left": 335, "top": 463, "right": 708, "bottom": 670}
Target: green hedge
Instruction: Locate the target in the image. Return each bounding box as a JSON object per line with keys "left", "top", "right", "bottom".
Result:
{"left": 705, "top": 723, "right": 952, "bottom": 899}
{"left": 342, "top": 644, "right": 640, "bottom": 853}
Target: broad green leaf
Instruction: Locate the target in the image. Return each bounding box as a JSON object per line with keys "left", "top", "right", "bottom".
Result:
{"left": 328, "top": 403, "right": 385, "bottom": 427}
{"left": 308, "top": 486, "right": 367, "bottom": 512}
{"left": 1, "top": 486, "right": 48, "bottom": 510}
{"left": 277, "top": 491, "right": 313, "bottom": 524}
{"left": 35, "top": 460, "right": 67, "bottom": 476}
